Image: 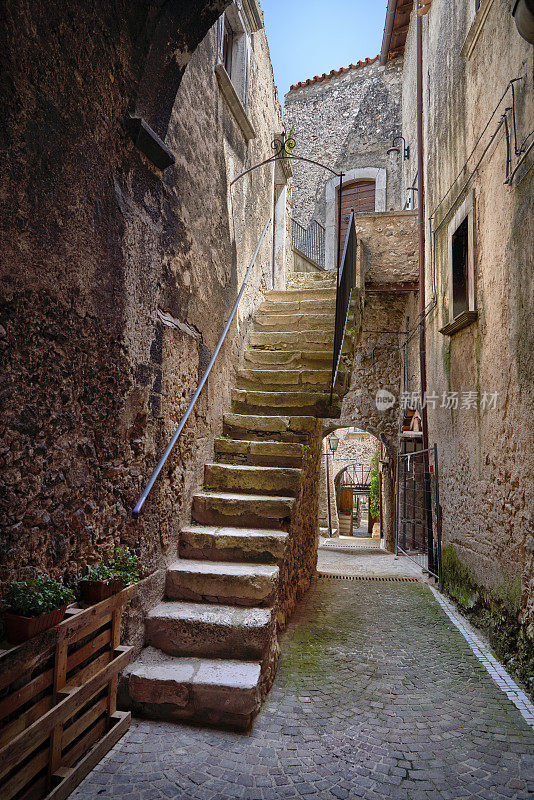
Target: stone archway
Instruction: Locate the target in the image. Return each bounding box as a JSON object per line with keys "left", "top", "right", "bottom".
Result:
{"left": 318, "top": 427, "right": 380, "bottom": 539}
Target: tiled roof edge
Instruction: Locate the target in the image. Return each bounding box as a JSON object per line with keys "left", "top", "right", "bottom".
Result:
{"left": 288, "top": 55, "right": 380, "bottom": 91}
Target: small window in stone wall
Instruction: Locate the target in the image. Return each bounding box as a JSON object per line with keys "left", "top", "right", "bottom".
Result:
{"left": 217, "top": 5, "right": 251, "bottom": 109}
{"left": 451, "top": 216, "right": 469, "bottom": 318}
{"left": 440, "top": 191, "right": 478, "bottom": 336}
{"left": 223, "top": 16, "right": 234, "bottom": 76}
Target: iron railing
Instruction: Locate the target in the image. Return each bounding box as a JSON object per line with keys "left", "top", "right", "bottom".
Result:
{"left": 395, "top": 444, "right": 442, "bottom": 587}
{"left": 133, "top": 218, "right": 271, "bottom": 516}
{"left": 330, "top": 210, "right": 357, "bottom": 402}
{"left": 291, "top": 218, "right": 325, "bottom": 269}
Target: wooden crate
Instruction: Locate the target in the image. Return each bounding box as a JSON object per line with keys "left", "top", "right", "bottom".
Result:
{"left": 0, "top": 587, "right": 134, "bottom": 800}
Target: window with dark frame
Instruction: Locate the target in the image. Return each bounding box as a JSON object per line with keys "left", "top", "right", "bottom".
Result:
{"left": 451, "top": 216, "right": 469, "bottom": 318}
{"left": 223, "top": 16, "right": 234, "bottom": 76}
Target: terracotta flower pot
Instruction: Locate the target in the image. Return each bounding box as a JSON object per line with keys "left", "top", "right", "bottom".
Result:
{"left": 4, "top": 605, "right": 68, "bottom": 645}
{"left": 79, "top": 578, "right": 124, "bottom": 605}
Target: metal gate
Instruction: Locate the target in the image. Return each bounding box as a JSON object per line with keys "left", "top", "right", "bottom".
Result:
{"left": 395, "top": 444, "right": 442, "bottom": 587}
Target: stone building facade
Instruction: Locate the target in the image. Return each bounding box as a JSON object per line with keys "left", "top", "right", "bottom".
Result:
{"left": 382, "top": 0, "right": 534, "bottom": 689}
{"left": 0, "top": 0, "right": 291, "bottom": 636}
{"left": 284, "top": 56, "right": 404, "bottom": 269}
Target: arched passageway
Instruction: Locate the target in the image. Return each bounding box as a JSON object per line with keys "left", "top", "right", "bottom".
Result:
{"left": 318, "top": 426, "right": 396, "bottom": 545}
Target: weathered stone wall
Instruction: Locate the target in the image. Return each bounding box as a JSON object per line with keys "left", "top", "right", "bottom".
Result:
{"left": 355, "top": 210, "right": 418, "bottom": 286}
{"left": 278, "top": 419, "right": 323, "bottom": 625}
{"left": 284, "top": 57, "right": 404, "bottom": 234}
{"left": 340, "top": 292, "right": 413, "bottom": 449}
{"left": 0, "top": 0, "right": 287, "bottom": 615}
{"left": 399, "top": 0, "right": 534, "bottom": 686}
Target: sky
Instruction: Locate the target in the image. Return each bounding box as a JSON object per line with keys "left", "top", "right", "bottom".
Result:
{"left": 260, "top": 0, "right": 389, "bottom": 104}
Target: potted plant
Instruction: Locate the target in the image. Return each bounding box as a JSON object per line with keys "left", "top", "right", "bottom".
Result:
{"left": 3, "top": 576, "right": 75, "bottom": 645}
{"left": 79, "top": 546, "right": 140, "bottom": 605}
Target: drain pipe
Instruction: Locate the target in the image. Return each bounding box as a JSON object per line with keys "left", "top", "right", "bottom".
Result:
{"left": 416, "top": 7, "right": 429, "bottom": 453}
{"left": 416, "top": 6, "right": 435, "bottom": 574}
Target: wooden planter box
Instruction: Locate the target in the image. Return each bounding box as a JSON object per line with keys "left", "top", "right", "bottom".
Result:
{"left": 0, "top": 587, "right": 134, "bottom": 800}
{"left": 79, "top": 579, "right": 124, "bottom": 606}
{"left": 4, "top": 607, "right": 68, "bottom": 646}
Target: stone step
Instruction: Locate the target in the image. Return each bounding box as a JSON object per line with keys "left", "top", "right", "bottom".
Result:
{"left": 243, "top": 348, "right": 333, "bottom": 369}
{"left": 231, "top": 388, "right": 338, "bottom": 417}
{"left": 287, "top": 276, "right": 336, "bottom": 290}
{"left": 222, "top": 413, "right": 319, "bottom": 444}
{"left": 254, "top": 312, "right": 334, "bottom": 333}
{"left": 204, "top": 462, "right": 302, "bottom": 497}
{"left": 236, "top": 367, "right": 331, "bottom": 392}
{"left": 146, "top": 601, "right": 274, "bottom": 660}
{"left": 192, "top": 490, "right": 294, "bottom": 529}
{"left": 165, "top": 559, "right": 279, "bottom": 607}
{"left": 259, "top": 298, "right": 336, "bottom": 314}
{"left": 214, "top": 437, "right": 304, "bottom": 468}
{"left": 249, "top": 329, "right": 351, "bottom": 351}
{"left": 125, "top": 647, "right": 262, "bottom": 731}
{"left": 264, "top": 288, "right": 336, "bottom": 302}
{"left": 288, "top": 270, "right": 336, "bottom": 282}
{"left": 179, "top": 524, "right": 288, "bottom": 564}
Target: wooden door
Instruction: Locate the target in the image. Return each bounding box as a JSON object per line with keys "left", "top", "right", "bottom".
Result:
{"left": 338, "top": 180, "right": 375, "bottom": 246}
{"left": 339, "top": 486, "right": 353, "bottom": 513}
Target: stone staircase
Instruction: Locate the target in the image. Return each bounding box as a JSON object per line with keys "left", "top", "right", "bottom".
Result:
{"left": 122, "top": 271, "right": 347, "bottom": 730}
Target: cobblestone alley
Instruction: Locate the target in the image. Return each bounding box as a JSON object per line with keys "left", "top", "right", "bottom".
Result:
{"left": 73, "top": 550, "right": 534, "bottom": 800}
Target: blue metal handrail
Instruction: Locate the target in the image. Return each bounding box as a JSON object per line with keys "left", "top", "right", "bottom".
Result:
{"left": 133, "top": 218, "right": 272, "bottom": 516}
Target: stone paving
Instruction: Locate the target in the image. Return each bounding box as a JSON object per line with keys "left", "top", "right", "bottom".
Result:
{"left": 74, "top": 576, "right": 534, "bottom": 800}
{"left": 317, "top": 538, "right": 424, "bottom": 579}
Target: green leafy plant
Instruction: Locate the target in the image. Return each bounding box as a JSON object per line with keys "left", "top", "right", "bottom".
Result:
{"left": 80, "top": 562, "right": 118, "bottom": 583}
{"left": 112, "top": 547, "right": 140, "bottom": 585}
{"left": 80, "top": 546, "right": 141, "bottom": 587}
{"left": 4, "top": 577, "right": 74, "bottom": 618}
{"left": 369, "top": 449, "right": 380, "bottom": 519}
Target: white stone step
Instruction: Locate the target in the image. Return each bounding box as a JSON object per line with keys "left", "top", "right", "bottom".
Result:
{"left": 179, "top": 524, "right": 288, "bottom": 563}
{"left": 236, "top": 367, "right": 331, "bottom": 392}
{"left": 264, "top": 287, "right": 336, "bottom": 302}
{"left": 203, "top": 462, "right": 302, "bottom": 496}
{"left": 165, "top": 559, "right": 279, "bottom": 607}
{"left": 192, "top": 490, "right": 294, "bottom": 529}
{"left": 254, "top": 312, "right": 334, "bottom": 332}
{"left": 222, "top": 413, "right": 319, "bottom": 444}
{"left": 146, "top": 601, "right": 274, "bottom": 660}
{"left": 125, "top": 647, "right": 261, "bottom": 730}
{"left": 231, "top": 388, "right": 338, "bottom": 417}
{"left": 214, "top": 437, "right": 304, "bottom": 468}
{"left": 243, "top": 348, "right": 333, "bottom": 369}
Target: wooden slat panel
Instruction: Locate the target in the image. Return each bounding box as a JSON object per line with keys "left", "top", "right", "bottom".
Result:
{"left": 47, "top": 712, "right": 130, "bottom": 800}
{"left": 0, "top": 696, "right": 52, "bottom": 748}
{"left": 66, "top": 630, "right": 111, "bottom": 675}
{"left": 61, "top": 717, "right": 107, "bottom": 769}
{"left": 0, "top": 646, "right": 133, "bottom": 777}
{"left": 13, "top": 774, "right": 48, "bottom": 800}
{"left": 0, "top": 650, "right": 53, "bottom": 695}
{"left": 1, "top": 747, "right": 49, "bottom": 800}
{"left": 0, "top": 584, "right": 135, "bottom": 685}
{"left": 67, "top": 652, "right": 110, "bottom": 691}
{"left": 0, "top": 667, "right": 53, "bottom": 722}
{"left": 62, "top": 697, "right": 108, "bottom": 750}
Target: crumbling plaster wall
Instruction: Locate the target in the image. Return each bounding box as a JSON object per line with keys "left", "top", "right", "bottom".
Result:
{"left": 0, "top": 0, "right": 286, "bottom": 626}
{"left": 283, "top": 58, "right": 404, "bottom": 233}
{"left": 401, "top": 0, "right": 534, "bottom": 649}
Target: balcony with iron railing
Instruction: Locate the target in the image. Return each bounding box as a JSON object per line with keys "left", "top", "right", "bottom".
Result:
{"left": 291, "top": 218, "right": 325, "bottom": 270}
